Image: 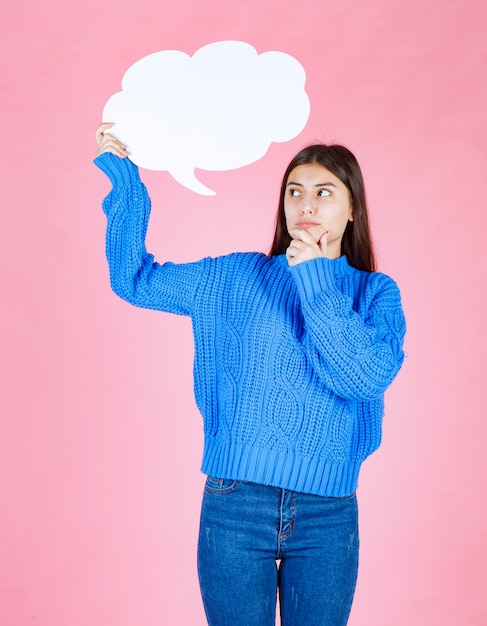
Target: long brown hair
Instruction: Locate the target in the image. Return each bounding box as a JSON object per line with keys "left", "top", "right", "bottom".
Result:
{"left": 269, "top": 144, "right": 376, "bottom": 272}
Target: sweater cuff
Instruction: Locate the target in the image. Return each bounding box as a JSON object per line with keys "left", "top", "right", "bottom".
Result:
{"left": 94, "top": 152, "right": 141, "bottom": 187}
{"left": 290, "top": 257, "right": 344, "bottom": 300}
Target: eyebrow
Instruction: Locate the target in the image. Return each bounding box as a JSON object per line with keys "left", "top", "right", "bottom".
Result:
{"left": 286, "top": 181, "right": 337, "bottom": 187}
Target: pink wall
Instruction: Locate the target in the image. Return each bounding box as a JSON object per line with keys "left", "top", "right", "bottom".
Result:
{"left": 2, "top": 0, "right": 486, "bottom": 624}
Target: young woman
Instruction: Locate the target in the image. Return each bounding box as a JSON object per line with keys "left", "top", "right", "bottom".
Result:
{"left": 94, "top": 122, "right": 406, "bottom": 626}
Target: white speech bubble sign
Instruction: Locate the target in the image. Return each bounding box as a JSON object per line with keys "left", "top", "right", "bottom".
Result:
{"left": 103, "top": 41, "right": 310, "bottom": 195}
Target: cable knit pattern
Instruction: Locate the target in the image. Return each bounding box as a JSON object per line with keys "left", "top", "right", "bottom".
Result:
{"left": 95, "top": 152, "right": 406, "bottom": 496}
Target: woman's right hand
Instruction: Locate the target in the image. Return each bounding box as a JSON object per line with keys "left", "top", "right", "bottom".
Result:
{"left": 94, "top": 122, "right": 129, "bottom": 159}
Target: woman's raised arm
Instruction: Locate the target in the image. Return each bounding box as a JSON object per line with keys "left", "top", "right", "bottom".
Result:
{"left": 94, "top": 123, "right": 206, "bottom": 316}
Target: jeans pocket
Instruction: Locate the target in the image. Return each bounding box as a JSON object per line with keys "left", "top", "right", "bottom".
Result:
{"left": 204, "top": 476, "right": 239, "bottom": 495}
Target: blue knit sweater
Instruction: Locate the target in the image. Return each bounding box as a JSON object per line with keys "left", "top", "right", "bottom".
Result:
{"left": 95, "top": 152, "right": 406, "bottom": 496}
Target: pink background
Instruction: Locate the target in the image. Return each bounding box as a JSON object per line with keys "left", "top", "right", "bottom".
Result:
{"left": 2, "top": 0, "right": 487, "bottom": 624}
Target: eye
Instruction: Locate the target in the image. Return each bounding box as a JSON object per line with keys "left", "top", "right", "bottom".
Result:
{"left": 288, "top": 188, "right": 301, "bottom": 197}
{"left": 318, "top": 188, "right": 331, "bottom": 197}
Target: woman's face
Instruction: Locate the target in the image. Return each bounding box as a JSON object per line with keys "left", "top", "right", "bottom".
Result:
{"left": 284, "top": 163, "right": 353, "bottom": 259}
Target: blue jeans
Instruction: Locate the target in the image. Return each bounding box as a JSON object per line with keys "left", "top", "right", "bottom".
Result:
{"left": 197, "top": 478, "right": 359, "bottom": 626}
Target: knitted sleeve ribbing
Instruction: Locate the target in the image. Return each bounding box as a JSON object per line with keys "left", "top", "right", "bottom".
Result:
{"left": 291, "top": 258, "right": 406, "bottom": 401}
{"left": 95, "top": 153, "right": 205, "bottom": 315}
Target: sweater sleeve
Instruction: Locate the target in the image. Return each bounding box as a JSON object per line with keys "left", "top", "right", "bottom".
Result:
{"left": 290, "top": 257, "right": 406, "bottom": 401}
{"left": 94, "top": 153, "right": 205, "bottom": 315}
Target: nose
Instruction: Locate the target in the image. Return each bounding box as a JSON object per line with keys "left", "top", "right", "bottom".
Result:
{"left": 300, "top": 197, "right": 315, "bottom": 214}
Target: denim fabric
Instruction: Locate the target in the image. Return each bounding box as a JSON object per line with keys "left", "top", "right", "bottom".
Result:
{"left": 197, "top": 478, "right": 359, "bottom": 626}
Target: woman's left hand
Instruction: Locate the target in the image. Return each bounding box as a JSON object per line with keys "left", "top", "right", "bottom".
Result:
{"left": 94, "top": 122, "right": 129, "bottom": 159}
{"left": 286, "top": 229, "right": 328, "bottom": 266}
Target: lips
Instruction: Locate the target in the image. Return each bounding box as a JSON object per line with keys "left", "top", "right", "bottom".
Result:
{"left": 296, "top": 221, "right": 320, "bottom": 228}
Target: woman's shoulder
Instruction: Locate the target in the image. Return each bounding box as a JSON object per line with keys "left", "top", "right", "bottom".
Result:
{"left": 205, "top": 251, "right": 284, "bottom": 283}
{"left": 211, "top": 251, "right": 273, "bottom": 268}
{"left": 355, "top": 269, "right": 403, "bottom": 313}
{"left": 367, "top": 269, "right": 401, "bottom": 292}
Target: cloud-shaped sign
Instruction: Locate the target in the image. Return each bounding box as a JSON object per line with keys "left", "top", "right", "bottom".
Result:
{"left": 103, "top": 41, "right": 310, "bottom": 195}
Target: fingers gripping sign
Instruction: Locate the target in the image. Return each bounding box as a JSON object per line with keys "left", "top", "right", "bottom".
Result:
{"left": 94, "top": 122, "right": 130, "bottom": 159}
{"left": 286, "top": 229, "right": 329, "bottom": 266}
